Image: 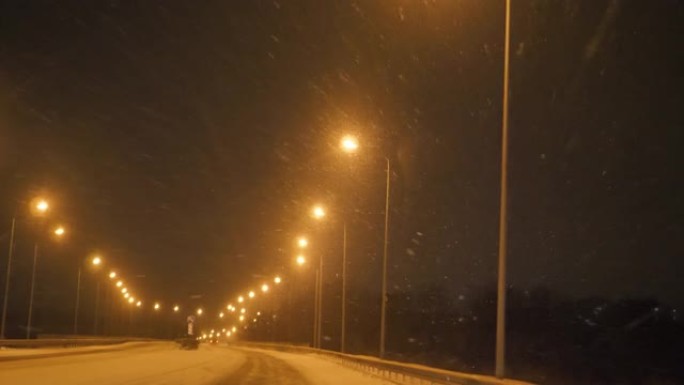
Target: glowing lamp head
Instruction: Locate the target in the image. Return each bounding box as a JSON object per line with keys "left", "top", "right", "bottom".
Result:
{"left": 173, "top": 305, "right": 180, "bottom": 312}
{"left": 35, "top": 200, "right": 49, "bottom": 213}
{"left": 54, "top": 226, "right": 65, "bottom": 236}
{"left": 312, "top": 205, "right": 326, "bottom": 219}
{"left": 261, "top": 284, "right": 269, "bottom": 293}
{"left": 340, "top": 135, "right": 359, "bottom": 153}
{"left": 296, "top": 255, "right": 306, "bottom": 266}
{"left": 109, "top": 271, "right": 117, "bottom": 279}
{"left": 274, "top": 276, "right": 282, "bottom": 284}
{"left": 92, "top": 256, "right": 102, "bottom": 266}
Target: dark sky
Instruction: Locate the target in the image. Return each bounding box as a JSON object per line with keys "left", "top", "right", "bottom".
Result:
{"left": 0, "top": 0, "right": 682, "bottom": 315}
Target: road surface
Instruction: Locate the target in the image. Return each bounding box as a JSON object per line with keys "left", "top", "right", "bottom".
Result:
{"left": 0, "top": 342, "right": 392, "bottom": 385}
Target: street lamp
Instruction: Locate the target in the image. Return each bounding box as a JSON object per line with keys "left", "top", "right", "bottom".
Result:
{"left": 296, "top": 255, "right": 306, "bottom": 266}
{"left": 312, "top": 205, "right": 326, "bottom": 219}
{"left": 116, "top": 280, "right": 123, "bottom": 288}
{"left": 261, "top": 284, "right": 269, "bottom": 293}
{"left": 121, "top": 288, "right": 127, "bottom": 294}
{"left": 136, "top": 301, "right": 142, "bottom": 308}
{"left": 27, "top": 222, "right": 66, "bottom": 339}
{"left": 196, "top": 308, "right": 203, "bottom": 316}
{"left": 154, "top": 303, "right": 160, "bottom": 311}
{"left": 173, "top": 305, "right": 180, "bottom": 312}
{"left": 219, "top": 312, "right": 224, "bottom": 318}
{"left": 248, "top": 291, "right": 255, "bottom": 299}
{"left": 92, "top": 256, "right": 102, "bottom": 266}
{"left": 297, "top": 237, "right": 308, "bottom": 248}
{"left": 340, "top": 135, "right": 359, "bottom": 153}
{"left": 2, "top": 197, "right": 51, "bottom": 339}
{"left": 274, "top": 276, "right": 282, "bottom": 284}
{"left": 35, "top": 200, "right": 49, "bottom": 213}
{"left": 108, "top": 271, "right": 117, "bottom": 279}
{"left": 238, "top": 296, "right": 244, "bottom": 303}
{"left": 339, "top": 134, "right": 391, "bottom": 357}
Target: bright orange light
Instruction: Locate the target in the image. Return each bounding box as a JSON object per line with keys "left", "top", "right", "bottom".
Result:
{"left": 154, "top": 303, "right": 160, "bottom": 310}
{"left": 196, "top": 308, "right": 203, "bottom": 316}
{"left": 124, "top": 292, "right": 130, "bottom": 298}
{"left": 136, "top": 301, "right": 142, "bottom": 307}
{"left": 54, "top": 226, "right": 65, "bottom": 236}
{"left": 128, "top": 297, "right": 134, "bottom": 304}
{"left": 108, "top": 271, "right": 117, "bottom": 279}
{"left": 238, "top": 296, "right": 244, "bottom": 303}
{"left": 297, "top": 237, "right": 308, "bottom": 248}
{"left": 296, "top": 255, "right": 306, "bottom": 266}
{"left": 92, "top": 256, "right": 102, "bottom": 266}
{"left": 116, "top": 280, "right": 123, "bottom": 287}
{"left": 121, "top": 288, "right": 127, "bottom": 294}
{"left": 240, "top": 308, "right": 246, "bottom": 314}
{"left": 248, "top": 291, "right": 255, "bottom": 299}
{"left": 274, "top": 276, "right": 282, "bottom": 284}
{"left": 239, "top": 315, "right": 245, "bottom": 322}
{"left": 219, "top": 312, "right": 224, "bottom": 318}
{"left": 173, "top": 305, "right": 180, "bottom": 312}
{"left": 312, "top": 205, "right": 326, "bottom": 219}
{"left": 340, "top": 135, "right": 359, "bottom": 153}
{"left": 35, "top": 200, "right": 49, "bottom": 213}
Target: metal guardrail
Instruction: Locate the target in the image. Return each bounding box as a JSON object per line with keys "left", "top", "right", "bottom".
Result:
{"left": 236, "top": 342, "right": 536, "bottom": 385}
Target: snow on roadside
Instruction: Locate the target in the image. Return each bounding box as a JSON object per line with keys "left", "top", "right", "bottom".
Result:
{"left": 0, "top": 343, "right": 245, "bottom": 385}
{"left": 243, "top": 347, "right": 395, "bottom": 385}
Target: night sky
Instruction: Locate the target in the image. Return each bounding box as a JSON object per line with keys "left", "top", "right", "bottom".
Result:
{"left": 1, "top": 0, "right": 682, "bottom": 321}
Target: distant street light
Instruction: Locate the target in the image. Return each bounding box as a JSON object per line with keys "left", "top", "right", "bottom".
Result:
{"left": 297, "top": 237, "right": 308, "bottom": 248}
{"left": 173, "top": 305, "right": 180, "bottom": 312}
{"left": 92, "top": 256, "right": 102, "bottom": 266}
{"left": 54, "top": 226, "right": 66, "bottom": 236}
{"left": 116, "top": 280, "right": 123, "bottom": 288}
{"left": 219, "top": 312, "right": 224, "bottom": 318}
{"left": 340, "top": 135, "right": 359, "bottom": 153}
{"left": 296, "top": 255, "right": 306, "bottom": 266}
{"left": 274, "top": 276, "right": 282, "bottom": 284}
{"left": 136, "top": 301, "right": 142, "bottom": 308}
{"left": 238, "top": 296, "right": 244, "bottom": 303}
{"left": 248, "top": 291, "right": 255, "bottom": 299}
{"left": 154, "top": 303, "right": 160, "bottom": 311}
{"left": 124, "top": 293, "right": 130, "bottom": 299}
{"left": 109, "top": 271, "right": 117, "bottom": 279}
{"left": 128, "top": 297, "right": 134, "bottom": 304}
{"left": 312, "top": 205, "right": 326, "bottom": 219}
{"left": 196, "top": 308, "right": 203, "bottom": 316}
{"left": 261, "top": 284, "right": 269, "bottom": 293}
{"left": 35, "top": 200, "right": 49, "bottom": 213}
{"left": 121, "top": 288, "right": 127, "bottom": 294}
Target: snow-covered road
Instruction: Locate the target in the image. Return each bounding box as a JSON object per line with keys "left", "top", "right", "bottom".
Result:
{"left": 0, "top": 342, "right": 392, "bottom": 385}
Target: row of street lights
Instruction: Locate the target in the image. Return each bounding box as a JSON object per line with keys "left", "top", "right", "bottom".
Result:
{"left": 1, "top": 197, "right": 163, "bottom": 339}
{"left": 286, "top": 134, "right": 391, "bottom": 355}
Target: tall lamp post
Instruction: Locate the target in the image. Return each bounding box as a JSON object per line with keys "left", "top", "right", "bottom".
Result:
{"left": 496, "top": 0, "right": 512, "bottom": 378}
{"left": 91, "top": 255, "right": 103, "bottom": 335}
{"left": 2, "top": 198, "right": 49, "bottom": 339}
{"left": 339, "top": 135, "right": 391, "bottom": 358}
{"left": 27, "top": 224, "right": 65, "bottom": 339}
